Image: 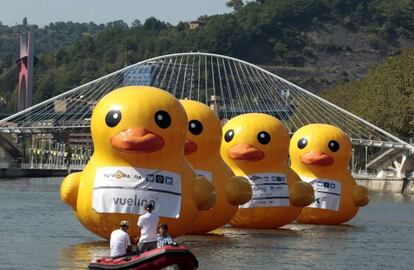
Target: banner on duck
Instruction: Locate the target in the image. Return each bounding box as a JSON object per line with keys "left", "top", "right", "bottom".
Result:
{"left": 302, "top": 177, "right": 341, "bottom": 211}
{"left": 240, "top": 172, "right": 289, "bottom": 208}
{"left": 92, "top": 167, "right": 181, "bottom": 218}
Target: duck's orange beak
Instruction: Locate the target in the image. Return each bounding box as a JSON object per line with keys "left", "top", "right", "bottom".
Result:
{"left": 184, "top": 139, "right": 198, "bottom": 155}
{"left": 110, "top": 128, "right": 164, "bottom": 153}
{"left": 301, "top": 150, "right": 334, "bottom": 166}
{"left": 227, "top": 143, "right": 265, "bottom": 161}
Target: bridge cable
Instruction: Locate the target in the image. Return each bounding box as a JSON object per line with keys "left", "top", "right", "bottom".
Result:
{"left": 0, "top": 62, "right": 19, "bottom": 81}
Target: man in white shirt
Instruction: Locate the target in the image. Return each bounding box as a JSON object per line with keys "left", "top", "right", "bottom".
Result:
{"left": 137, "top": 203, "right": 159, "bottom": 253}
{"left": 110, "top": 220, "right": 132, "bottom": 258}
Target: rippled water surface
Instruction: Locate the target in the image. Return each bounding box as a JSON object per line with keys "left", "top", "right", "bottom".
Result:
{"left": 0, "top": 177, "right": 413, "bottom": 270}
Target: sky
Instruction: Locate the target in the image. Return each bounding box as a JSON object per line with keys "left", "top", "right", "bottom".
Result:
{"left": 0, "top": 0, "right": 231, "bottom": 27}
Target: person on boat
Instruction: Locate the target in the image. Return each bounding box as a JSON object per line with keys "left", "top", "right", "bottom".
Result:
{"left": 157, "top": 224, "right": 174, "bottom": 248}
{"left": 110, "top": 220, "right": 132, "bottom": 258}
{"left": 137, "top": 203, "right": 159, "bottom": 253}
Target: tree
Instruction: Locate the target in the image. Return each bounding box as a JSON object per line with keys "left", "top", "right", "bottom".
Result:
{"left": 226, "top": 0, "right": 244, "bottom": 12}
{"left": 131, "top": 19, "right": 141, "bottom": 28}
{"left": 143, "top": 17, "right": 167, "bottom": 31}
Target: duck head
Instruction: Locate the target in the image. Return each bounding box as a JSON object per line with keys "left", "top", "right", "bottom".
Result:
{"left": 90, "top": 86, "right": 187, "bottom": 163}
{"left": 220, "top": 113, "right": 290, "bottom": 172}
{"left": 179, "top": 100, "right": 222, "bottom": 161}
{"left": 289, "top": 124, "right": 352, "bottom": 176}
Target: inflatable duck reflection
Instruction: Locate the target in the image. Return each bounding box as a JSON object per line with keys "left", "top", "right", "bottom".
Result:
{"left": 60, "top": 86, "right": 216, "bottom": 239}
{"left": 221, "top": 113, "right": 314, "bottom": 229}
{"left": 180, "top": 100, "right": 252, "bottom": 234}
{"left": 290, "top": 124, "right": 369, "bottom": 224}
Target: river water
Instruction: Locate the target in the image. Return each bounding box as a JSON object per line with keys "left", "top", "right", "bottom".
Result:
{"left": 0, "top": 177, "right": 413, "bottom": 270}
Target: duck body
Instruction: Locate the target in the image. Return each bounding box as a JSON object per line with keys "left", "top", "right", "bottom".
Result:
{"left": 187, "top": 153, "right": 242, "bottom": 233}
{"left": 73, "top": 150, "right": 198, "bottom": 239}
{"left": 61, "top": 86, "right": 216, "bottom": 239}
{"left": 290, "top": 124, "right": 369, "bottom": 225}
{"left": 229, "top": 164, "right": 310, "bottom": 229}
{"left": 294, "top": 171, "right": 359, "bottom": 224}
{"left": 180, "top": 100, "right": 251, "bottom": 234}
{"left": 221, "top": 113, "right": 314, "bottom": 229}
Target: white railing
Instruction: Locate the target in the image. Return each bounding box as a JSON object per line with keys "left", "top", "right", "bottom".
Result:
{"left": 17, "top": 163, "right": 85, "bottom": 171}
{"left": 0, "top": 162, "right": 9, "bottom": 169}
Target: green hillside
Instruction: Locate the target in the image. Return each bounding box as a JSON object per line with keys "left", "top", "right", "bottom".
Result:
{"left": 322, "top": 47, "right": 414, "bottom": 138}
{"left": 0, "top": 0, "right": 414, "bottom": 121}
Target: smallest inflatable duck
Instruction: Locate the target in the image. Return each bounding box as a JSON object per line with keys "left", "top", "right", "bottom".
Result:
{"left": 221, "top": 113, "right": 314, "bottom": 229}
{"left": 290, "top": 124, "right": 369, "bottom": 225}
{"left": 180, "top": 100, "right": 252, "bottom": 234}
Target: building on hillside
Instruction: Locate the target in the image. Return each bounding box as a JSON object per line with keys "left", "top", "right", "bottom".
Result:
{"left": 188, "top": 20, "right": 206, "bottom": 30}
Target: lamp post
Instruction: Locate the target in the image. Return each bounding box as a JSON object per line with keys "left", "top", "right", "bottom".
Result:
{"left": 351, "top": 148, "right": 355, "bottom": 173}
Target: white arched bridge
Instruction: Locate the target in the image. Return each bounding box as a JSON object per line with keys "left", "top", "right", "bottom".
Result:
{"left": 0, "top": 52, "right": 412, "bottom": 177}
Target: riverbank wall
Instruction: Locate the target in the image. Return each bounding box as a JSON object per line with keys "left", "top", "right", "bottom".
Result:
{"left": 356, "top": 178, "right": 414, "bottom": 194}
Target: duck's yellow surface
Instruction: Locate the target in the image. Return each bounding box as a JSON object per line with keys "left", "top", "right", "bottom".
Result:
{"left": 290, "top": 124, "right": 369, "bottom": 224}
{"left": 180, "top": 100, "right": 252, "bottom": 234}
{"left": 220, "top": 113, "right": 314, "bottom": 229}
{"left": 60, "top": 86, "right": 216, "bottom": 239}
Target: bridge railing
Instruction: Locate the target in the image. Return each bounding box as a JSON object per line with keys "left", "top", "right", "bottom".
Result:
{"left": 351, "top": 169, "right": 410, "bottom": 179}
{"left": 10, "top": 163, "right": 85, "bottom": 171}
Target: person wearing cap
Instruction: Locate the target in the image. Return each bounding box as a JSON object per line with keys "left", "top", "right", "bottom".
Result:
{"left": 137, "top": 203, "right": 159, "bottom": 253}
{"left": 110, "top": 220, "right": 132, "bottom": 258}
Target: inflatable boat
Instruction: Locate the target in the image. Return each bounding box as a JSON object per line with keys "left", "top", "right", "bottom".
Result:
{"left": 88, "top": 245, "right": 198, "bottom": 270}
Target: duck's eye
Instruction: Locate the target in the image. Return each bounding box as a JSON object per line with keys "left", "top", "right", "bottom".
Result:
{"left": 188, "top": 120, "right": 203, "bottom": 135}
{"left": 328, "top": 140, "right": 340, "bottom": 152}
{"left": 257, "top": 131, "right": 271, "bottom": 145}
{"left": 297, "top": 138, "right": 307, "bottom": 149}
{"left": 224, "top": 129, "right": 234, "bottom": 142}
{"left": 154, "top": 110, "right": 171, "bottom": 129}
{"left": 105, "top": 110, "right": 122, "bottom": 127}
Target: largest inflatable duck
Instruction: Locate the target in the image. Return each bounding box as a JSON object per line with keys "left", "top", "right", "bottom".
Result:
{"left": 60, "top": 86, "right": 216, "bottom": 239}
{"left": 290, "top": 124, "right": 369, "bottom": 224}
{"left": 221, "top": 113, "right": 314, "bottom": 229}
{"left": 180, "top": 100, "right": 252, "bottom": 234}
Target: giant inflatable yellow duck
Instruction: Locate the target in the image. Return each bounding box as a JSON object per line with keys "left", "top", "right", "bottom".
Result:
{"left": 290, "top": 124, "right": 369, "bottom": 224}
{"left": 220, "top": 113, "right": 314, "bottom": 229}
{"left": 60, "top": 86, "right": 216, "bottom": 239}
{"left": 180, "top": 100, "right": 252, "bottom": 234}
